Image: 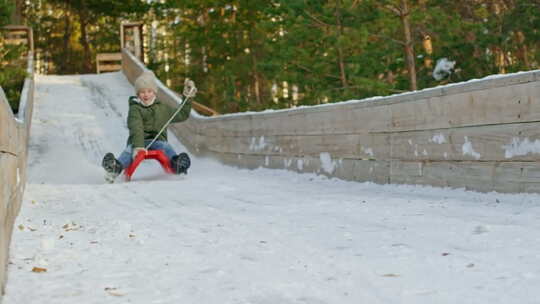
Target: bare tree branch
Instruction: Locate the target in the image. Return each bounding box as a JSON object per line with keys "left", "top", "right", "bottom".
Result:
{"left": 303, "top": 11, "right": 331, "bottom": 27}
{"left": 371, "top": 34, "right": 406, "bottom": 46}
{"left": 292, "top": 62, "right": 342, "bottom": 80}
{"left": 350, "top": 0, "right": 362, "bottom": 9}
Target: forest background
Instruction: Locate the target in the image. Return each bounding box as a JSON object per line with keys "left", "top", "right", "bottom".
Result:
{"left": 1, "top": 0, "right": 539, "bottom": 114}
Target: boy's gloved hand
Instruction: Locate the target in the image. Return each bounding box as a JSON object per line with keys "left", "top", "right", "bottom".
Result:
{"left": 132, "top": 148, "right": 147, "bottom": 159}
{"left": 183, "top": 78, "right": 197, "bottom": 98}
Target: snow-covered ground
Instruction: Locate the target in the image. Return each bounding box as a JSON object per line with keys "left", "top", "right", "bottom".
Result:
{"left": 4, "top": 72, "right": 540, "bottom": 304}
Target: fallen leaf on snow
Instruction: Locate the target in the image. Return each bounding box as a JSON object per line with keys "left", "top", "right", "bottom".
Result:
{"left": 31, "top": 267, "right": 47, "bottom": 273}
{"left": 62, "top": 223, "right": 80, "bottom": 232}
{"left": 18, "top": 225, "right": 25, "bottom": 231}
{"left": 128, "top": 234, "right": 136, "bottom": 238}
{"left": 105, "top": 287, "right": 125, "bottom": 297}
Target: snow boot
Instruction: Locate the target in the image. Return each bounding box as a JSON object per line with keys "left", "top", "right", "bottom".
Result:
{"left": 171, "top": 152, "right": 190, "bottom": 174}
{"left": 102, "top": 152, "right": 123, "bottom": 183}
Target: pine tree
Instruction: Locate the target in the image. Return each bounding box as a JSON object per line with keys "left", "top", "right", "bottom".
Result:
{"left": 24, "top": 0, "right": 149, "bottom": 74}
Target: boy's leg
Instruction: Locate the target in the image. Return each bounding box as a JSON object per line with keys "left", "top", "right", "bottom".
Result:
{"left": 146, "top": 140, "right": 177, "bottom": 160}
{"left": 146, "top": 140, "right": 190, "bottom": 174}
{"left": 117, "top": 145, "right": 134, "bottom": 168}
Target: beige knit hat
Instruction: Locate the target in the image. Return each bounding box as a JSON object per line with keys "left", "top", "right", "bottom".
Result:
{"left": 134, "top": 71, "right": 158, "bottom": 93}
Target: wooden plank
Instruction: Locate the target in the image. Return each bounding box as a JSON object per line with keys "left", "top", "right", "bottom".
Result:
{"left": 191, "top": 132, "right": 389, "bottom": 160}
{"left": 170, "top": 122, "right": 207, "bottom": 155}
{"left": 0, "top": 101, "right": 17, "bottom": 155}
{"left": 389, "top": 82, "right": 540, "bottom": 132}
{"left": 2, "top": 25, "right": 30, "bottom": 31}
{"left": 196, "top": 119, "right": 223, "bottom": 137}
{"left": 389, "top": 121, "right": 540, "bottom": 161}
{"left": 199, "top": 120, "right": 539, "bottom": 162}
{"left": 98, "top": 64, "right": 122, "bottom": 71}
{"left": 252, "top": 104, "right": 391, "bottom": 135}
{"left": 96, "top": 53, "right": 122, "bottom": 61}
{"left": 300, "top": 133, "right": 389, "bottom": 159}
{"left": 216, "top": 115, "right": 253, "bottom": 137}
{"left": 390, "top": 160, "right": 496, "bottom": 191}
{"left": 389, "top": 160, "right": 540, "bottom": 193}
{"left": 192, "top": 101, "right": 219, "bottom": 116}
{"left": 352, "top": 159, "right": 390, "bottom": 184}
{"left": 4, "top": 38, "right": 28, "bottom": 45}
{"left": 97, "top": 52, "right": 122, "bottom": 73}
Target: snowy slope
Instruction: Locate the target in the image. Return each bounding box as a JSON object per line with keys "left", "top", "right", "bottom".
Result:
{"left": 3, "top": 72, "right": 540, "bottom": 304}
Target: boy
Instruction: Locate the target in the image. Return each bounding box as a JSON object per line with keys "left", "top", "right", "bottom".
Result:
{"left": 101, "top": 71, "right": 193, "bottom": 182}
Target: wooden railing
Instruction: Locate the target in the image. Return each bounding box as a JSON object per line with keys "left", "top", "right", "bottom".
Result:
{"left": 192, "top": 101, "right": 220, "bottom": 117}
{"left": 0, "top": 52, "right": 34, "bottom": 294}
{"left": 96, "top": 52, "right": 122, "bottom": 74}
{"left": 2, "top": 25, "right": 33, "bottom": 53}
{"left": 173, "top": 92, "right": 219, "bottom": 117}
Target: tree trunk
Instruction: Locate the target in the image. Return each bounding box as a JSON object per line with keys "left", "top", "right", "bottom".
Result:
{"left": 249, "top": 27, "right": 263, "bottom": 110}
{"left": 400, "top": 0, "right": 417, "bottom": 91}
{"left": 493, "top": 46, "right": 506, "bottom": 74}
{"left": 61, "top": 8, "right": 72, "bottom": 73}
{"left": 515, "top": 31, "right": 530, "bottom": 69}
{"left": 78, "top": 1, "right": 93, "bottom": 73}
{"left": 250, "top": 54, "right": 263, "bottom": 109}
{"left": 335, "top": 0, "right": 348, "bottom": 88}
{"left": 10, "top": 0, "right": 24, "bottom": 24}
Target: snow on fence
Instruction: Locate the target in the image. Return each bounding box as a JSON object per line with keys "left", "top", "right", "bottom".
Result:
{"left": 122, "top": 49, "right": 540, "bottom": 193}
{"left": 0, "top": 53, "right": 34, "bottom": 294}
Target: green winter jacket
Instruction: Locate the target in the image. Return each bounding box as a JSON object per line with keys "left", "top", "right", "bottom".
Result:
{"left": 127, "top": 96, "right": 191, "bottom": 148}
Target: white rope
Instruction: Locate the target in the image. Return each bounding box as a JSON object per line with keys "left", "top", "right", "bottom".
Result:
{"left": 145, "top": 84, "right": 196, "bottom": 150}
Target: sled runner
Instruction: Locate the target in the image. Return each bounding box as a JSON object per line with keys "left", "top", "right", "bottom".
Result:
{"left": 124, "top": 150, "right": 174, "bottom": 181}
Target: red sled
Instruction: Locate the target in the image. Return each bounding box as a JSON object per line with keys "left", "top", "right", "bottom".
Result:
{"left": 124, "top": 150, "right": 174, "bottom": 181}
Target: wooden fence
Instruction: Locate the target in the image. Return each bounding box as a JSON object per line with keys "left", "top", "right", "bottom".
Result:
{"left": 96, "top": 52, "right": 122, "bottom": 74}
{"left": 2, "top": 25, "right": 33, "bottom": 53}
{"left": 122, "top": 48, "right": 540, "bottom": 193}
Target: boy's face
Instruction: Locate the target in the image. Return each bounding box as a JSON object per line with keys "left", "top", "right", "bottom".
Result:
{"left": 138, "top": 88, "right": 156, "bottom": 104}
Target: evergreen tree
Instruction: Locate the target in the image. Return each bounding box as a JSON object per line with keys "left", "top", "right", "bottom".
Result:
{"left": 0, "top": 0, "right": 13, "bottom": 25}
{"left": 25, "top": 0, "right": 149, "bottom": 74}
{"left": 12, "top": 0, "right": 540, "bottom": 113}
{"left": 1, "top": 0, "right": 27, "bottom": 113}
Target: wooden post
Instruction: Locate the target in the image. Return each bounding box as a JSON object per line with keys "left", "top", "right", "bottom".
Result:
{"left": 120, "top": 22, "right": 144, "bottom": 63}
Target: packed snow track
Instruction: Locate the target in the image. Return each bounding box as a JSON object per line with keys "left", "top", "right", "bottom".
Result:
{"left": 4, "top": 73, "right": 540, "bottom": 304}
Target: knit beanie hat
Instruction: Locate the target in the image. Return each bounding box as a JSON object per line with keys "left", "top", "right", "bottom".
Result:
{"left": 134, "top": 71, "right": 158, "bottom": 93}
